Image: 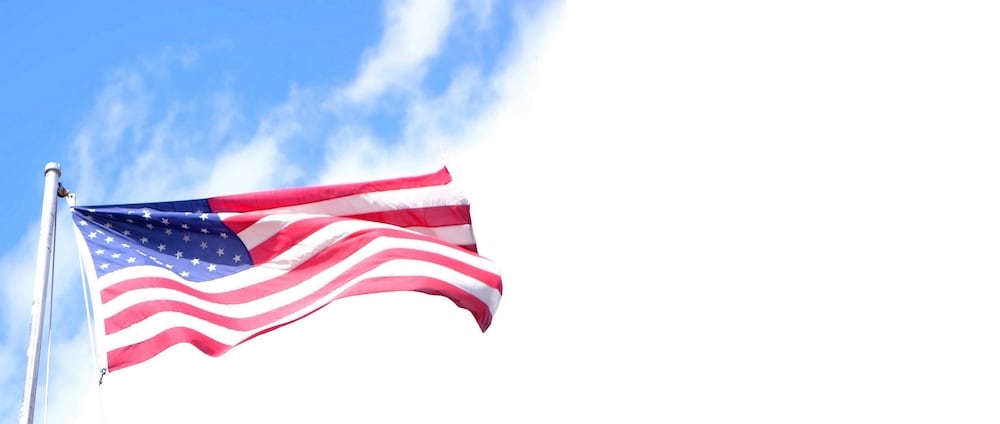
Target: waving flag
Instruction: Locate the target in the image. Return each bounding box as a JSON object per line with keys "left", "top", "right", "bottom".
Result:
{"left": 71, "top": 167, "right": 502, "bottom": 372}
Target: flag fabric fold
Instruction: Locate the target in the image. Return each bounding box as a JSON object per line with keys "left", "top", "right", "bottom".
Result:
{"left": 70, "top": 167, "right": 502, "bottom": 372}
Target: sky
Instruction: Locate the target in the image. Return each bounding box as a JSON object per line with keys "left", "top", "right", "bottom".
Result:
{"left": 2, "top": 0, "right": 1000, "bottom": 423}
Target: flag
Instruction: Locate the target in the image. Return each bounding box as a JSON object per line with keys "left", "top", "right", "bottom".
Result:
{"left": 70, "top": 167, "right": 502, "bottom": 372}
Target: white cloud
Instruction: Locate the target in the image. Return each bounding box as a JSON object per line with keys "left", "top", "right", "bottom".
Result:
{"left": 403, "top": 67, "right": 489, "bottom": 143}
{"left": 209, "top": 91, "right": 244, "bottom": 140}
{"left": 329, "top": 0, "right": 456, "bottom": 107}
{"left": 72, "top": 70, "right": 153, "bottom": 201}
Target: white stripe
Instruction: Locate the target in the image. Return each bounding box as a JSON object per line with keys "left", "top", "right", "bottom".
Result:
{"left": 103, "top": 258, "right": 501, "bottom": 350}
{"left": 100, "top": 235, "right": 500, "bottom": 317}
{"left": 96, "top": 219, "right": 493, "bottom": 294}
{"left": 235, "top": 214, "right": 403, "bottom": 255}
{"left": 97, "top": 234, "right": 499, "bottom": 300}
{"left": 405, "top": 224, "right": 475, "bottom": 246}
{"left": 234, "top": 214, "right": 476, "bottom": 250}
{"left": 249, "top": 183, "right": 469, "bottom": 216}
{"left": 227, "top": 212, "right": 330, "bottom": 251}
{"left": 223, "top": 205, "right": 476, "bottom": 249}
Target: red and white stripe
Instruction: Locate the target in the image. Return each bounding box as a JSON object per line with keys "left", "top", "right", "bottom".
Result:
{"left": 209, "top": 166, "right": 480, "bottom": 251}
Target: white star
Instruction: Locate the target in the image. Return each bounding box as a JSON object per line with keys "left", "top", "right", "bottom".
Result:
{"left": 180, "top": 271, "right": 189, "bottom": 278}
{"left": 233, "top": 254, "right": 242, "bottom": 263}
{"left": 200, "top": 227, "right": 209, "bottom": 234}
{"left": 200, "top": 241, "right": 208, "bottom": 249}
{"left": 123, "top": 229, "right": 131, "bottom": 236}
{"left": 161, "top": 217, "right": 170, "bottom": 225}
{"left": 207, "top": 263, "right": 217, "bottom": 272}
{"left": 140, "top": 237, "right": 149, "bottom": 244}
{"left": 88, "top": 232, "right": 97, "bottom": 239}
{"left": 142, "top": 209, "right": 152, "bottom": 219}
{"left": 216, "top": 248, "right": 225, "bottom": 256}
{"left": 165, "top": 228, "right": 173, "bottom": 236}
{"left": 126, "top": 218, "right": 135, "bottom": 224}
{"left": 181, "top": 223, "right": 190, "bottom": 230}
{"left": 99, "top": 263, "right": 109, "bottom": 270}
{"left": 158, "top": 244, "right": 167, "bottom": 251}
{"left": 220, "top": 232, "right": 229, "bottom": 239}
{"left": 120, "top": 243, "right": 130, "bottom": 248}
{"left": 95, "top": 249, "right": 105, "bottom": 255}
{"left": 200, "top": 213, "right": 209, "bottom": 221}
{"left": 126, "top": 257, "right": 136, "bottom": 263}
{"left": 175, "top": 251, "right": 184, "bottom": 259}
{"left": 78, "top": 219, "right": 88, "bottom": 226}
{"left": 183, "top": 234, "right": 191, "bottom": 242}
{"left": 146, "top": 223, "right": 154, "bottom": 230}
{"left": 104, "top": 236, "right": 114, "bottom": 243}
{"left": 191, "top": 258, "right": 200, "bottom": 266}
{"left": 111, "top": 253, "right": 121, "bottom": 259}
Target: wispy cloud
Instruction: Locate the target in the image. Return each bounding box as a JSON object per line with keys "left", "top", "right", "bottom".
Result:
{"left": 138, "top": 41, "right": 234, "bottom": 80}
{"left": 328, "top": 0, "right": 456, "bottom": 109}
{"left": 72, "top": 70, "right": 153, "bottom": 203}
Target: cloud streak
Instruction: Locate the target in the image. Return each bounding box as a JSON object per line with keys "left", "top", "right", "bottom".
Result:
{"left": 329, "top": 0, "right": 456, "bottom": 108}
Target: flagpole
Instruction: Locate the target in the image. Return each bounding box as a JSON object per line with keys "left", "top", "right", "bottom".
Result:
{"left": 19, "top": 162, "right": 62, "bottom": 424}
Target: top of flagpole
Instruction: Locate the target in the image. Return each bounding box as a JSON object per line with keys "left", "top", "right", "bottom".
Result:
{"left": 44, "top": 162, "right": 60, "bottom": 177}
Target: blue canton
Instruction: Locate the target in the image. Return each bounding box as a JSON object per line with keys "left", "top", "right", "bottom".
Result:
{"left": 73, "top": 202, "right": 252, "bottom": 282}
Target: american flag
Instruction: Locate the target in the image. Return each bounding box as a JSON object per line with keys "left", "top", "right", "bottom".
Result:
{"left": 71, "top": 167, "right": 502, "bottom": 372}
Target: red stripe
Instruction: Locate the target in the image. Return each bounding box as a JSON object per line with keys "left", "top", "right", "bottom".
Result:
{"left": 101, "top": 229, "right": 498, "bottom": 306}
{"left": 337, "top": 276, "right": 494, "bottom": 331}
{"left": 224, "top": 206, "right": 472, "bottom": 232}
{"left": 106, "top": 275, "right": 494, "bottom": 372}
{"left": 245, "top": 215, "right": 346, "bottom": 264}
{"left": 227, "top": 210, "right": 476, "bottom": 260}
{"left": 107, "top": 327, "right": 232, "bottom": 372}
{"left": 220, "top": 212, "right": 267, "bottom": 234}
{"left": 207, "top": 167, "right": 453, "bottom": 212}
{"left": 106, "top": 303, "right": 324, "bottom": 372}
{"left": 344, "top": 205, "right": 472, "bottom": 228}
{"left": 103, "top": 234, "right": 501, "bottom": 334}
{"left": 105, "top": 270, "right": 493, "bottom": 335}
{"left": 104, "top": 247, "right": 499, "bottom": 333}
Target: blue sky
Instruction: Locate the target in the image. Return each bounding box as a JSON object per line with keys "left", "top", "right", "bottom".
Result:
{"left": 1, "top": 1, "right": 535, "bottom": 421}
{"left": 3, "top": 1, "right": 1000, "bottom": 423}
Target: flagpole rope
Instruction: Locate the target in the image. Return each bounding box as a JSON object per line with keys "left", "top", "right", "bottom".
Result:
{"left": 77, "top": 241, "right": 101, "bottom": 374}
{"left": 68, "top": 191, "right": 110, "bottom": 424}
{"left": 65, "top": 191, "right": 101, "bottom": 374}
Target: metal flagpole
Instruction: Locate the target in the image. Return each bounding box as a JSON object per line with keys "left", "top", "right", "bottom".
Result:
{"left": 19, "top": 162, "right": 62, "bottom": 424}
